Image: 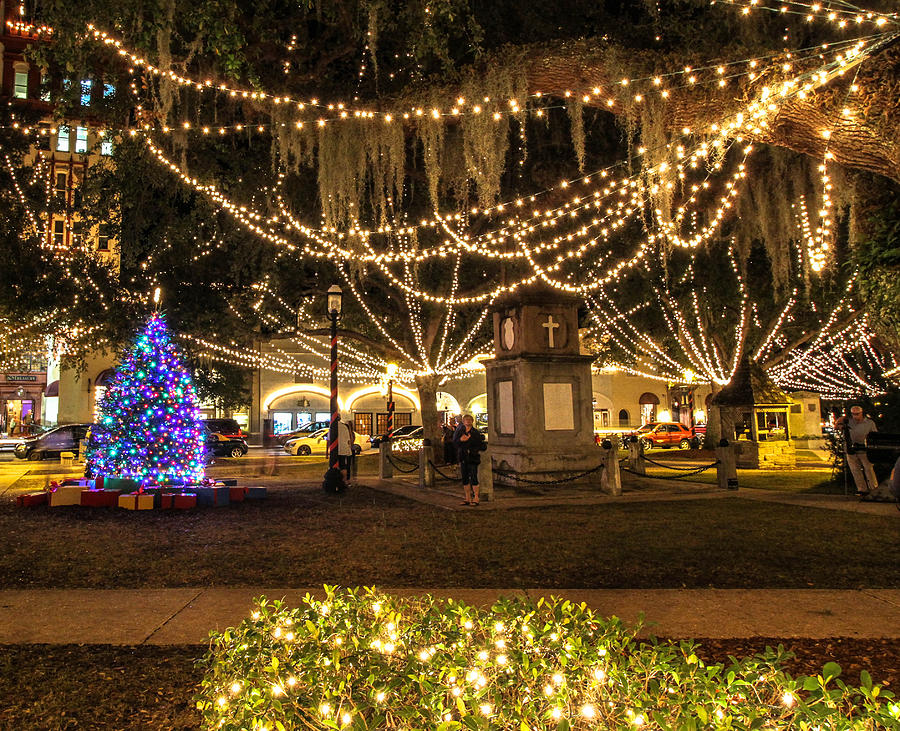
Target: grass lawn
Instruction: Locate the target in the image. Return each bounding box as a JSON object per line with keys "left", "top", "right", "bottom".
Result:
{"left": 2, "top": 638, "right": 899, "bottom": 730}
{"left": 645, "top": 465, "right": 841, "bottom": 492}
{"left": 1, "top": 484, "right": 898, "bottom": 589}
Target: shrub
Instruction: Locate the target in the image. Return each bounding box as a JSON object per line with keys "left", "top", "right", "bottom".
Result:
{"left": 198, "top": 587, "right": 899, "bottom": 730}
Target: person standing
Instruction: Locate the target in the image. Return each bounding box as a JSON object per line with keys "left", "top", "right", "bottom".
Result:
{"left": 336, "top": 415, "right": 354, "bottom": 482}
{"left": 442, "top": 420, "right": 457, "bottom": 465}
{"left": 453, "top": 413, "right": 486, "bottom": 506}
{"left": 837, "top": 405, "right": 878, "bottom": 496}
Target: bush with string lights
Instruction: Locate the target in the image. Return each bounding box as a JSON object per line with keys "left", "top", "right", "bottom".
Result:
{"left": 197, "top": 587, "right": 897, "bottom": 730}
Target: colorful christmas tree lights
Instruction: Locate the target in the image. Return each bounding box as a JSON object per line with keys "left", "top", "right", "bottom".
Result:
{"left": 85, "top": 314, "right": 206, "bottom": 485}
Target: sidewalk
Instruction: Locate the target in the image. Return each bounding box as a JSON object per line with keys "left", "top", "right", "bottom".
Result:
{"left": 2, "top": 587, "right": 899, "bottom": 644}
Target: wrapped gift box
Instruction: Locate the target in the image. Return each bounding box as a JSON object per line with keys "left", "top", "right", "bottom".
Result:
{"left": 16, "top": 492, "right": 48, "bottom": 507}
{"left": 118, "top": 492, "right": 154, "bottom": 510}
{"left": 244, "top": 486, "right": 267, "bottom": 500}
{"left": 61, "top": 478, "right": 92, "bottom": 487}
{"left": 95, "top": 476, "right": 141, "bottom": 492}
{"left": 50, "top": 486, "right": 86, "bottom": 507}
{"left": 80, "top": 490, "right": 122, "bottom": 508}
{"left": 228, "top": 486, "right": 246, "bottom": 503}
{"left": 217, "top": 478, "right": 238, "bottom": 486}
{"left": 193, "top": 486, "right": 229, "bottom": 507}
{"left": 174, "top": 493, "right": 197, "bottom": 509}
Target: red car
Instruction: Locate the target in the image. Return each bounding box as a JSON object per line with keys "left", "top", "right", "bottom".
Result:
{"left": 631, "top": 422, "right": 697, "bottom": 450}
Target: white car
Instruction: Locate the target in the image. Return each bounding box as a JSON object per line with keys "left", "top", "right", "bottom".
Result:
{"left": 284, "top": 428, "right": 369, "bottom": 456}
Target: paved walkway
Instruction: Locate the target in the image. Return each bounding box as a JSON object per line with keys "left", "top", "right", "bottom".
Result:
{"left": 2, "top": 587, "right": 899, "bottom": 644}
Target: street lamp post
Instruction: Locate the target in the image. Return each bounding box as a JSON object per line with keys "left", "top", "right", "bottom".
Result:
{"left": 385, "top": 363, "right": 398, "bottom": 443}
{"left": 326, "top": 285, "right": 343, "bottom": 474}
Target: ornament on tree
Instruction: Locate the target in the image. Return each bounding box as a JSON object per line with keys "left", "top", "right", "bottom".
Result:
{"left": 85, "top": 314, "right": 206, "bottom": 485}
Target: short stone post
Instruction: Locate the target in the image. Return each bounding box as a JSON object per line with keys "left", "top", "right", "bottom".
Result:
{"left": 715, "top": 439, "right": 738, "bottom": 490}
{"left": 419, "top": 441, "right": 434, "bottom": 489}
{"left": 599, "top": 439, "right": 622, "bottom": 496}
{"left": 379, "top": 442, "right": 393, "bottom": 479}
{"left": 628, "top": 436, "right": 646, "bottom": 475}
{"left": 479, "top": 446, "right": 494, "bottom": 502}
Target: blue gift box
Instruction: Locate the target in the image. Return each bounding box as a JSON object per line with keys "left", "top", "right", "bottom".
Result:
{"left": 193, "top": 486, "right": 230, "bottom": 507}
{"left": 244, "top": 486, "right": 267, "bottom": 500}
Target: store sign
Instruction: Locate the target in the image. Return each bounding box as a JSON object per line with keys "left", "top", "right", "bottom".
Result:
{"left": 5, "top": 375, "right": 38, "bottom": 382}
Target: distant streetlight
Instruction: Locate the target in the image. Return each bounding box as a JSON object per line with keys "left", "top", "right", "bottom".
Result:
{"left": 326, "top": 285, "right": 343, "bottom": 474}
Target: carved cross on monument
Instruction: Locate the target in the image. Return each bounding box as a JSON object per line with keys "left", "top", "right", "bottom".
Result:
{"left": 542, "top": 315, "right": 560, "bottom": 348}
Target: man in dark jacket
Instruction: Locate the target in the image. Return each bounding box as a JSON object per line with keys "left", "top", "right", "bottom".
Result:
{"left": 453, "top": 414, "right": 486, "bottom": 505}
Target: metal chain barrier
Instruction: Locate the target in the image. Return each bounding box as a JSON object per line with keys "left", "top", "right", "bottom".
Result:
{"left": 642, "top": 455, "right": 713, "bottom": 472}
{"left": 622, "top": 460, "right": 719, "bottom": 480}
{"left": 492, "top": 462, "right": 606, "bottom": 485}
{"left": 428, "top": 460, "right": 461, "bottom": 481}
{"left": 387, "top": 453, "right": 420, "bottom": 473}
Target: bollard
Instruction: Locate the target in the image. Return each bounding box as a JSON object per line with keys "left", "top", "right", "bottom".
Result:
{"left": 715, "top": 438, "right": 738, "bottom": 490}
{"left": 600, "top": 440, "right": 622, "bottom": 496}
{"left": 479, "top": 446, "right": 494, "bottom": 502}
{"left": 628, "top": 436, "right": 646, "bottom": 475}
{"left": 379, "top": 442, "right": 393, "bottom": 479}
{"left": 419, "top": 444, "right": 435, "bottom": 489}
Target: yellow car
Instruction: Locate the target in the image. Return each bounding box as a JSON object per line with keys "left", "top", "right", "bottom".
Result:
{"left": 284, "top": 428, "right": 369, "bottom": 456}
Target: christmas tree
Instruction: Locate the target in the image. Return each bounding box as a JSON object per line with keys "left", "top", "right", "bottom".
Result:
{"left": 85, "top": 314, "right": 206, "bottom": 485}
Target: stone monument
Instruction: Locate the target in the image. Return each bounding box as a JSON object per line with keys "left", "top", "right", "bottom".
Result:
{"left": 484, "top": 285, "right": 598, "bottom": 481}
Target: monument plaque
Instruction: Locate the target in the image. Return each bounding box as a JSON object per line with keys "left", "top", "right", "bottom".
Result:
{"left": 497, "top": 380, "right": 515, "bottom": 435}
{"left": 542, "top": 382, "right": 574, "bottom": 430}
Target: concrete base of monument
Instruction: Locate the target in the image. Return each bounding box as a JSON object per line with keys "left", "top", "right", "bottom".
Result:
{"left": 490, "top": 445, "right": 603, "bottom": 486}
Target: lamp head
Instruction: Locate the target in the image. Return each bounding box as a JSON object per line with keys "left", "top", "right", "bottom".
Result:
{"left": 326, "top": 284, "right": 343, "bottom": 317}
{"left": 386, "top": 363, "right": 398, "bottom": 378}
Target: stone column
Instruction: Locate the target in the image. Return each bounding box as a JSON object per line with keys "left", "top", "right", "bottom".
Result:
{"left": 379, "top": 442, "right": 393, "bottom": 479}
{"left": 600, "top": 442, "right": 622, "bottom": 496}
{"left": 627, "top": 438, "right": 646, "bottom": 475}
{"left": 716, "top": 440, "right": 738, "bottom": 490}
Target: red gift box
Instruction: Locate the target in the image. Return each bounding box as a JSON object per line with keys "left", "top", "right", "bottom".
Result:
{"left": 174, "top": 493, "right": 197, "bottom": 509}
{"left": 80, "top": 490, "right": 122, "bottom": 507}
{"left": 16, "top": 492, "right": 48, "bottom": 507}
{"left": 228, "top": 486, "right": 246, "bottom": 503}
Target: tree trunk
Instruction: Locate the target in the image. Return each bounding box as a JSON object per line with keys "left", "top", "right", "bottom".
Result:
{"left": 704, "top": 381, "right": 723, "bottom": 446}
{"left": 414, "top": 373, "right": 443, "bottom": 451}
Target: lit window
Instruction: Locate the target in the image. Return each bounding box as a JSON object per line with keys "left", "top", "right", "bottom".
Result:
{"left": 103, "top": 83, "right": 115, "bottom": 98}
{"left": 40, "top": 73, "right": 50, "bottom": 102}
{"left": 100, "top": 138, "right": 113, "bottom": 156}
{"left": 75, "top": 126, "right": 88, "bottom": 154}
{"left": 52, "top": 219, "right": 65, "bottom": 247}
{"left": 80, "top": 79, "right": 92, "bottom": 105}
{"left": 97, "top": 223, "right": 110, "bottom": 251}
{"left": 56, "top": 126, "right": 70, "bottom": 152}
{"left": 14, "top": 69, "right": 28, "bottom": 99}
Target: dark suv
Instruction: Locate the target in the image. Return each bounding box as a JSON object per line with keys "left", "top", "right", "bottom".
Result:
{"left": 14, "top": 423, "right": 92, "bottom": 461}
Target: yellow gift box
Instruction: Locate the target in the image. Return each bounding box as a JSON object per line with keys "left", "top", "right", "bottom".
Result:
{"left": 49, "top": 486, "right": 86, "bottom": 507}
{"left": 118, "top": 492, "right": 154, "bottom": 510}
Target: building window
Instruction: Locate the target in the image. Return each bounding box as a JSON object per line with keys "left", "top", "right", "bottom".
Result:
{"left": 14, "top": 69, "right": 28, "bottom": 99}
{"left": 52, "top": 219, "right": 65, "bottom": 247}
{"left": 40, "top": 73, "right": 50, "bottom": 102}
{"left": 103, "top": 83, "right": 115, "bottom": 98}
{"left": 97, "top": 223, "right": 110, "bottom": 251}
{"left": 55, "top": 172, "right": 67, "bottom": 197}
{"left": 75, "top": 126, "right": 88, "bottom": 154}
{"left": 72, "top": 220, "right": 84, "bottom": 246}
{"left": 100, "top": 136, "right": 113, "bottom": 156}
{"left": 56, "top": 126, "right": 70, "bottom": 152}
{"left": 80, "top": 79, "right": 92, "bottom": 106}
{"left": 618, "top": 409, "right": 630, "bottom": 426}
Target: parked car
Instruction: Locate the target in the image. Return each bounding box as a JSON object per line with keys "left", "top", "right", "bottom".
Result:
{"left": 13, "top": 423, "right": 92, "bottom": 461}
{"left": 275, "top": 421, "right": 331, "bottom": 445}
{"left": 202, "top": 418, "right": 246, "bottom": 439}
{"left": 368, "top": 424, "right": 421, "bottom": 448}
{"left": 284, "top": 427, "right": 369, "bottom": 456}
{"left": 204, "top": 428, "right": 249, "bottom": 458}
{"left": 628, "top": 422, "right": 698, "bottom": 450}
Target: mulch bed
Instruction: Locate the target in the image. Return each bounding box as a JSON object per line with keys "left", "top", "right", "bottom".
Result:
{"left": 1, "top": 638, "right": 897, "bottom": 730}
